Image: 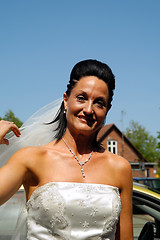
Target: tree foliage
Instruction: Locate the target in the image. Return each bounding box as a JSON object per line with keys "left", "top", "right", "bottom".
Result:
{"left": 0, "top": 110, "right": 23, "bottom": 128}
{"left": 125, "top": 121, "right": 160, "bottom": 163}
{"left": 157, "top": 132, "right": 160, "bottom": 149}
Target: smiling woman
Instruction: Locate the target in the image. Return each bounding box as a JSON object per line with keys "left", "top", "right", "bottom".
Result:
{"left": 0, "top": 59, "right": 133, "bottom": 240}
{"left": 63, "top": 76, "right": 108, "bottom": 138}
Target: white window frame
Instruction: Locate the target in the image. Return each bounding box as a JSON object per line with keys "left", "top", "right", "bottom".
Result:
{"left": 107, "top": 140, "right": 117, "bottom": 154}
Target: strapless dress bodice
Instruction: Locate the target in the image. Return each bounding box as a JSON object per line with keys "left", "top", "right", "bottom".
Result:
{"left": 26, "top": 182, "right": 121, "bottom": 240}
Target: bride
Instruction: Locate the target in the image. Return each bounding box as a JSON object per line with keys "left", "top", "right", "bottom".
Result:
{"left": 0, "top": 59, "right": 133, "bottom": 240}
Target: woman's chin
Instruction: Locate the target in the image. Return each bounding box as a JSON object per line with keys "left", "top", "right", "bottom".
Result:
{"left": 74, "top": 124, "right": 99, "bottom": 136}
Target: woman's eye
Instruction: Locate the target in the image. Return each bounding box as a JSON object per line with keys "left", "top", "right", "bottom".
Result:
{"left": 77, "top": 96, "right": 86, "bottom": 102}
{"left": 96, "top": 101, "right": 105, "bottom": 108}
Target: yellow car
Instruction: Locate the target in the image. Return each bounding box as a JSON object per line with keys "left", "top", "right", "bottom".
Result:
{"left": 133, "top": 177, "right": 160, "bottom": 192}
{"left": 133, "top": 183, "right": 160, "bottom": 239}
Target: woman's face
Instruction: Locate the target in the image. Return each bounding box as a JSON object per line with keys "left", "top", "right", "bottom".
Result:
{"left": 63, "top": 76, "right": 109, "bottom": 137}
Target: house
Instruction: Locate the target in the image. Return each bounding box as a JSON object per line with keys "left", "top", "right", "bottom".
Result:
{"left": 97, "top": 124, "right": 157, "bottom": 178}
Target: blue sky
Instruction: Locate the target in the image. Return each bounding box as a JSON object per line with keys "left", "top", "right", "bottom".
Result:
{"left": 0, "top": 0, "right": 160, "bottom": 137}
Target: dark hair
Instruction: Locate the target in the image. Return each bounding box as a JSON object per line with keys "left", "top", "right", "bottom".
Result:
{"left": 49, "top": 59, "right": 115, "bottom": 146}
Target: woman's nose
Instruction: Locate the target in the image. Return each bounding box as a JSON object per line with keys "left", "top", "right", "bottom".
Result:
{"left": 83, "top": 102, "right": 93, "bottom": 115}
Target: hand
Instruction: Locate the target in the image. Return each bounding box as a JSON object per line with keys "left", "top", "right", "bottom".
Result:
{"left": 0, "top": 120, "right": 21, "bottom": 145}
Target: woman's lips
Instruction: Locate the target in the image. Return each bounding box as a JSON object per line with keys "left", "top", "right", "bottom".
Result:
{"left": 77, "top": 115, "right": 95, "bottom": 124}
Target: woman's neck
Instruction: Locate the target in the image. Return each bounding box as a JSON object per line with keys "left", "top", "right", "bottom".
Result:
{"left": 62, "top": 129, "right": 95, "bottom": 155}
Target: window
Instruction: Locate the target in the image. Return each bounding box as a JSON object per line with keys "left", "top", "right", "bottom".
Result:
{"left": 107, "top": 140, "right": 117, "bottom": 154}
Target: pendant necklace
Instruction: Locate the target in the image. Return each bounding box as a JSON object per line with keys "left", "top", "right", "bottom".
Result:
{"left": 62, "top": 138, "right": 93, "bottom": 178}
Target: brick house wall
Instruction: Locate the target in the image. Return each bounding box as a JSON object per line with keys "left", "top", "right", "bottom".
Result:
{"left": 98, "top": 124, "right": 156, "bottom": 178}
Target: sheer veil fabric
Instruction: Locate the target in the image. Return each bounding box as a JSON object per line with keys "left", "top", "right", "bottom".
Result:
{"left": 0, "top": 98, "right": 62, "bottom": 167}
{"left": 0, "top": 98, "right": 62, "bottom": 240}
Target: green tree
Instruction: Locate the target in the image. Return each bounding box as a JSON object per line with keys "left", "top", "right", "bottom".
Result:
{"left": 157, "top": 132, "right": 160, "bottom": 149}
{"left": 0, "top": 110, "right": 23, "bottom": 128}
{"left": 125, "top": 121, "right": 160, "bottom": 163}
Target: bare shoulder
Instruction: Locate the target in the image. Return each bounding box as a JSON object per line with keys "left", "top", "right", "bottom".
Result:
{"left": 7, "top": 145, "right": 47, "bottom": 166}
{"left": 103, "top": 149, "right": 132, "bottom": 189}
{"left": 104, "top": 149, "right": 131, "bottom": 170}
{"left": 9, "top": 140, "right": 61, "bottom": 166}
{"left": 18, "top": 145, "right": 47, "bottom": 155}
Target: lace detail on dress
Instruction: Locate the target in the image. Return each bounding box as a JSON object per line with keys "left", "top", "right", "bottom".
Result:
{"left": 26, "top": 182, "right": 121, "bottom": 240}
{"left": 100, "top": 188, "right": 121, "bottom": 238}
{"left": 26, "top": 183, "right": 70, "bottom": 240}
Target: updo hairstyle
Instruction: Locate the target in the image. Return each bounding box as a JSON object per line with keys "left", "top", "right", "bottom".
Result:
{"left": 49, "top": 59, "right": 115, "bottom": 144}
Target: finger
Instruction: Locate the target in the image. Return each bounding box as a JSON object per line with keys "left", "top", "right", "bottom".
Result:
{"left": 10, "top": 124, "right": 21, "bottom": 136}
{"left": 0, "top": 121, "right": 21, "bottom": 138}
{"left": 0, "top": 138, "right": 9, "bottom": 145}
{"left": 5, "top": 122, "right": 21, "bottom": 136}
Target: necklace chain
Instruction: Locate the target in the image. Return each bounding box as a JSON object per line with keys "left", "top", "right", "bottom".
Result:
{"left": 62, "top": 138, "right": 93, "bottom": 178}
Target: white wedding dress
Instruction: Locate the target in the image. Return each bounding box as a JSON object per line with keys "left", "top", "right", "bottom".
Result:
{"left": 26, "top": 182, "right": 121, "bottom": 240}
{"left": 0, "top": 100, "right": 121, "bottom": 240}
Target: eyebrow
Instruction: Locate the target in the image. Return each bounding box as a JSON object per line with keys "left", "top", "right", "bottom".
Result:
{"left": 76, "top": 90, "right": 107, "bottom": 103}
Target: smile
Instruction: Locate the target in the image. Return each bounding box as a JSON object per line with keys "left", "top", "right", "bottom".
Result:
{"left": 77, "top": 115, "right": 95, "bottom": 125}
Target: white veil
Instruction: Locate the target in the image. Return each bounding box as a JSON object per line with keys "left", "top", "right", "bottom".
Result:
{"left": 0, "top": 98, "right": 62, "bottom": 167}
{"left": 0, "top": 98, "right": 62, "bottom": 240}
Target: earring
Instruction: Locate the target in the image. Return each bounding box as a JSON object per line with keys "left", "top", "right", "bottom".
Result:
{"left": 64, "top": 109, "right": 66, "bottom": 114}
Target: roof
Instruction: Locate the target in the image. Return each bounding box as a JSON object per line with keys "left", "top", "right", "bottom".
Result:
{"left": 98, "top": 123, "right": 148, "bottom": 162}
